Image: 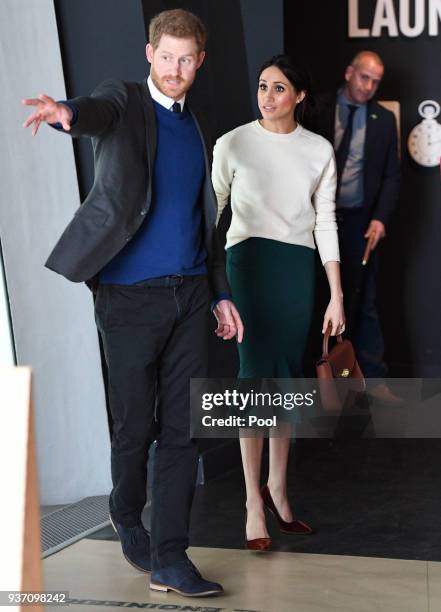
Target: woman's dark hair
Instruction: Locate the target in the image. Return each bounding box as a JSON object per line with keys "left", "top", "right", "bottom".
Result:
{"left": 257, "top": 55, "right": 316, "bottom": 124}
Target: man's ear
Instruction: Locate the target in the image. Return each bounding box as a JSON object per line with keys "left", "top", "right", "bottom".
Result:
{"left": 146, "top": 43, "right": 154, "bottom": 64}
{"left": 344, "top": 65, "right": 354, "bottom": 82}
{"left": 196, "top": 50, "right": 206, "bottom": 70}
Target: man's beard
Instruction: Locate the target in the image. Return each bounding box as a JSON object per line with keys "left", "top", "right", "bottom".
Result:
{"left": 151, "top": 69, "right": 188, "bottom": 99}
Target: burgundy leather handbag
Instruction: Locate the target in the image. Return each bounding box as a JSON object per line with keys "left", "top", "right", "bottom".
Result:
{"left": 316, "top": 326, "right": 365, "bottom": 413}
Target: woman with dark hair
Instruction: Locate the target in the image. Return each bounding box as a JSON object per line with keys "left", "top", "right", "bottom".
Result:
{"left": 212, "top": 55, "right": 345, "bottom": 550}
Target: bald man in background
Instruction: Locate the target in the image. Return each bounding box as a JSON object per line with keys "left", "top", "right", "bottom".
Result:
{"left": 311, "top": 51, "right": 401, "bottom": 403}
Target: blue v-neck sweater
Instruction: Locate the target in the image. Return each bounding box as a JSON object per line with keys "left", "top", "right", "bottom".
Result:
{"left": 100, "top": 101, "right": 207, "bottom": 284}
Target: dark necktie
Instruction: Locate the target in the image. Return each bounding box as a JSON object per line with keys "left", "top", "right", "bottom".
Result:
{"left": 335, "top": 104, "right": 357, "bottom": 194}
{"left": 171, "top": 102, "right": 181, "bottom": 113}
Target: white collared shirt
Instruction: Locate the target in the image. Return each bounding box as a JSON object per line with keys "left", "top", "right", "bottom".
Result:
{"left": 147, "top": 75, "right": 185, "bottom": 111}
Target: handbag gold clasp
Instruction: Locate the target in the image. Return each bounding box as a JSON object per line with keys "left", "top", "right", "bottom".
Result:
{"left": 341, "top": 368, "right": 350, "bottom": 377}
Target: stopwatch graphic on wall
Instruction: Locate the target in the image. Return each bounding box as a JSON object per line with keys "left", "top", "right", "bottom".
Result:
{"left": 407, "top": 100, "right": 441, "bottom": 167}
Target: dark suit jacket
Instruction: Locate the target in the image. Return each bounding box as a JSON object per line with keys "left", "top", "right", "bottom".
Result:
{"left": 45, "top": 78, "right": 229, "bottom": 295}
{"left": 306, "top": 93, "right": 400, "bottom": 227}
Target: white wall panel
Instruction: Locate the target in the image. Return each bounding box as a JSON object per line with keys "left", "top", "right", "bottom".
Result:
{"left": 0, "top": 0, "right": 111, "bottom": 503}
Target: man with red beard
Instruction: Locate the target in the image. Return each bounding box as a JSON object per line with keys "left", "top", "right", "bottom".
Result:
{"left": 22, "top": 8, "right": 242, "bottom": 597}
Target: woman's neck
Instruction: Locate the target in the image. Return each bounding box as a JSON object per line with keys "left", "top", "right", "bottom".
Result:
{"left": 259, "top": 117, "right": 297, "bottom": 134}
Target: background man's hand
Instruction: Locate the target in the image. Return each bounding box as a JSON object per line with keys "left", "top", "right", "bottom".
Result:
{"left": 213, "top": 300, "right": 244, "bottom": 342}
{"left": 365, "top": 219, "right": 386, "bottom": 250}
{"left": 22, "top": 94, "right": 73, "bottom": 136}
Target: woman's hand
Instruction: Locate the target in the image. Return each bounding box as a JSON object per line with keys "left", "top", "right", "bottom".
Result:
{"left": 322, "top": 261, "right": 345, "bottom": 335}
{"left": 322, "top": 296, "right": 345, "bottom": 336}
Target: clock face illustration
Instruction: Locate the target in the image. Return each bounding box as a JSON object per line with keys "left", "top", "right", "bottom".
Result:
{"left": 408, "top": 100, "right": 441, "bottom": 167}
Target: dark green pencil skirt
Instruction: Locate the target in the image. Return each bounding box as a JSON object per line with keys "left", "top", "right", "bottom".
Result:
{"left": 226, "top": 237, "right": 315, "bottom": 378}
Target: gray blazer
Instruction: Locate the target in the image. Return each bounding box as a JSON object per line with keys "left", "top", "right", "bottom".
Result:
{"left": 45, "top": 77, "right": 229, "bottom": 295}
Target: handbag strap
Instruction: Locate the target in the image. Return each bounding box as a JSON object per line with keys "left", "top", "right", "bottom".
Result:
{"left": 322, "top": 324, "right": 343, "bottom": 358}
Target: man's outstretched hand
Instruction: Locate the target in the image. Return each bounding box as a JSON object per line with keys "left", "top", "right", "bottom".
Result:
{"left": 22, "top": 94, "right": 72, "bottom": 136}
{"left": 213, "top": 300, "right": 244, "bottom": 343}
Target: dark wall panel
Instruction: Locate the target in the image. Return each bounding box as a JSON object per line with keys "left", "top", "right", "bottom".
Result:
{"left": 240, "top": 0, "right": 284, "bottom": 117}
{"left": 285, "top": 1, "right": 441, "bottom": 375}
{"left": 55, "top": 0, "right": 148, "bottom": 196}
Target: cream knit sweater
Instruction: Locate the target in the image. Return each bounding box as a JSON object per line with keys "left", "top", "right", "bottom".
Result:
{"left": 212, "top": 120, "right": 340, "bottom": 265}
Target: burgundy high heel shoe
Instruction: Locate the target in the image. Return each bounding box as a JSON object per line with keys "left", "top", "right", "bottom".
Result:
{"left": 245, "top": 511, "right": 272, "bottom": 551}
{"left": 261, "top": 485, "right": 313, "bottom": 535}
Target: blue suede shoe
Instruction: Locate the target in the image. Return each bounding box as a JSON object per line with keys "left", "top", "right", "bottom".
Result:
{"left": 109, "top": 512, "right": 151, "bottom": 573}
{"left": 150, "top": 558, "right": 223, "bottom": 597}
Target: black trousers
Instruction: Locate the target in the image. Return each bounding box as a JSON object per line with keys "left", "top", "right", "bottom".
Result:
{"left": 94, "top": 275, "right": 210, "bottom": 569}
{"left": 337, "top": 210, "right": 386, "bottom": 378}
